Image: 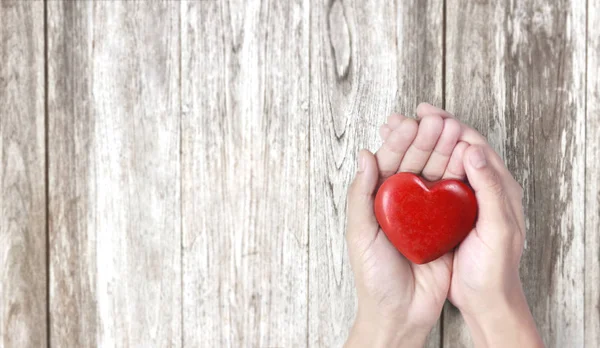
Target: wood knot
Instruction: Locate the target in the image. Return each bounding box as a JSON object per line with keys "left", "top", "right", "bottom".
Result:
{"left": 328, "top": 1, "right": 352, "bottom": 80}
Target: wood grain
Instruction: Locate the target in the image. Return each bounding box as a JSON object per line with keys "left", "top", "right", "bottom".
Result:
{"left": 46, "top": 2, "right": 96, "bottom": 345}
{"left": 181, "top": 1, "right": 310, "bottom": 346}
{"left": 47, "top": 1, "right": 181, "bottom": 346}
{"left": 0, "top": 0, "right": 597, "bottom": 346}
{"left": 308, "top": 0, "right": 443, "bottom": 346}
{"left": 586, "top": 0, "right": 600, "bottom": 344}
{"left": 444, "top": 0, "right": 587, "bottom": 346}
{"left": 0, "top": 1, "right": 46, "bottom": 347}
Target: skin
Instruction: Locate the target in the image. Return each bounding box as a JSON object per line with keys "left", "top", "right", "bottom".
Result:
{"left": 344, "top": 103, "right": 544, "bottom": 347}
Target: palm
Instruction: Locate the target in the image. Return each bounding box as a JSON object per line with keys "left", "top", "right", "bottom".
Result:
{"left": 348, "top": 112, "right": 463, "bottom": 327}
{"left": 449, "top": 222, "right": 517, "bottom": 307}
{"left": 448, "top": 228, "right": 488, "bottom": 304}
{"left": 354, "top": 180, "right": 453, "bottom": 327}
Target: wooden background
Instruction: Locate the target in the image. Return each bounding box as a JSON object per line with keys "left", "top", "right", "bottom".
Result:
{"left": 0, "top": 0, "right": 598, "bottom": 347}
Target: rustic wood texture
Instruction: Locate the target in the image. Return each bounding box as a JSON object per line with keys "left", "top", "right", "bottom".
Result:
{"left": 586, "top": 0, "right": 600, "bottom": 344}
{"left": 46, "top": 2, "right": 96, "bottom": 346}
{"left": 0, "top": 1, "right": 46, "bottom": 347}
{"left": 0, "top": 0, "right": 598, "bottom": 346}
{"left": 444, "top": 0, "right": 587, "bottom": 346}
{"left": 47, "top": 1, "right": 181, "bottom": 347}
{"left": 309, "top": 0, "right": 443, "bottom": 346}
{"left": 181, "top": 1, "right": 310, "bottom": 346}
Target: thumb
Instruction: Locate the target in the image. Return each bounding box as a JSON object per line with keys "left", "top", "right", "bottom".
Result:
{"left": 346, "top": 150, "right": 379, "bottom": 245}
{"left": 463, "top": 145, "right": 513, "bottom": 234}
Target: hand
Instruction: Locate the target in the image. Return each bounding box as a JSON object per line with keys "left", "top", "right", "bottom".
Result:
{"left": 415, "top": 103, "right": 543, "bottom": 347}
{"left": 345, "top": 111, "right": 463, "bottom": 347}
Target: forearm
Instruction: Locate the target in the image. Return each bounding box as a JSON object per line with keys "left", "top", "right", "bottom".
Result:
{"left": 461, "top": 290, "right": 543, "bottom": 348}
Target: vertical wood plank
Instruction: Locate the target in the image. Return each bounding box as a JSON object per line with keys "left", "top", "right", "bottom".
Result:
{"left": 309, "top": 0, "right": 443, "bottom": 346}
{"left": 586, "top": 0, "right": 600, "bottom": 345}
{"left": 444, "top": 0, "right": 587, "bottom": 346}
{"left": 181, "top": 0, "right": 310, "bottom": 346}
{"left": 47, "top": 1, "right": 181, "bottom": 346}
{"left": 443, "top": 3, "right": 518, "bottom": 345}
{"left": 46, "top": 2, "right": 96, "bottom": 345}
{"left": 0, "top": 1, "right": 46, "bottom": 347}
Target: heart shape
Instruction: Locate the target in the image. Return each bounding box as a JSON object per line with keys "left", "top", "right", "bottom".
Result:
{"left": 374, "top": 172, "right": 478, "bottom": 264}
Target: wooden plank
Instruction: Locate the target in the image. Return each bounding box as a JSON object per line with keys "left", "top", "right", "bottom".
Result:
{"left": 586, "top": 0, "right": 600, "bottom": 345}
{"left": 442, "top": 2, "right": 512, "bottom": 345}
{"left": 47, "top": 1, "right": 181, "bottom": 346}
{"left": 308, "top": 0, "right": 443, "bottom": 346}
{"left": 444, "top": 0, "right": 587, "bottom": 346}
{"left": 181, "top": 1, "right": 310, "bottom": 346}
{"left": 46, "top": 2, "right": 95, "bottom": 345}
{"left": 0, "top": 1, "right": 46, "bottom": 347}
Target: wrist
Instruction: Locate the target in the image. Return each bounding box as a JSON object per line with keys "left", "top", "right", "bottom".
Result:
{"left": 460, "top": 289, "right": 543, "bottom": 347}
{"left": 345, "top": 312, "right": 430, "bottom": 348}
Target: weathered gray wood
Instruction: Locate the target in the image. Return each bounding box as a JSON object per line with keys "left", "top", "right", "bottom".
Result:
{"left": 0, "top": 1, "right": 46, "bottom": 347}
{"left": 586, "top": 0, "right": 600, "bottom": 345}
{"left": 46, "top": 2, "right": 96, "bottom": 346}
{"left": 444, "top": 0, "right": 587, "bottom": 346}
{"left": 309, "top": 0, "right": 443, "bottom": 346}
{"left": 181, "top": 1, "right": 310, "bottom": 346}
{"left": 0, "top": 0, "right": 595, "bottom": 347}
{"left": 47, "top": 1, "right": 181, "bottom": 346}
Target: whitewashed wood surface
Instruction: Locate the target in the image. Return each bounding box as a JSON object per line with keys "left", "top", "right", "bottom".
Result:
{"left": 0, "top": 0, "right": 598, "bottom": 347}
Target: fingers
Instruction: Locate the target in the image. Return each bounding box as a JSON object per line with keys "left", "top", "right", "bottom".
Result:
{"left": 463, "top": 145, "right": 524, "bottom": 240}
{"left": 463, "top": 145, "right": 501, "bottom": 195}
{"left": 416, "top": 102, "right": 488, "bottom": 145}
{"left": 379, "top": 124, "right": 392, "bottom": 140}
{"left": 398, "top": 115, "right": 444, "bottom": 174}
{"left": 387, "top": 113, "right": 406, "bottom": 130}
{"left": 421, "top": 118, "right": 461, "bottom": 181}
{"left": 379, "top": 114, "right": 406, "bottom": 141}
{"left": 347, "top": 150, "right": 380, "bottom": 246}
{"left": 442, "top": 141, "right": 469, "bottom": 179}
{"left": 416, "top": 102, "right": 454, "bottom": 119}
{"left": 375, "top": 118, "right": 419, "bottom": 178}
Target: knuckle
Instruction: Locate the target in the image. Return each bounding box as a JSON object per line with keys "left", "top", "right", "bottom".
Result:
{"left": 423, "top": 114, "right": 444, "bottom": 131}
{"left": 382, "top": 140, "right": 405, "bottom": 155}
{"left": 403, "top": 117, "right": 419, "bottom": 129}
{"left": 443, "top": 117, "right": 461, "bottom": 134}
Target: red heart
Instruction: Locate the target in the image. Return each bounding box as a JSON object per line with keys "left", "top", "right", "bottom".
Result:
{"left": 374, "top": 172, "right": 478, "bottom": 264}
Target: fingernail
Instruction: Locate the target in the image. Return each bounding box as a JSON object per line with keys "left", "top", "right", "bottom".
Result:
{"left": 470, "top": 147, "right": 487, "bottom": 169}
{"left": 358, "top": 152, "right": 365, "bottom": 172}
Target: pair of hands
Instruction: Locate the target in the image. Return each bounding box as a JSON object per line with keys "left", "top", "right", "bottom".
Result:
{"left": 344, "top": 104, "right": 543, "bottom": 347}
